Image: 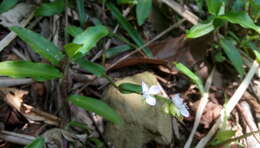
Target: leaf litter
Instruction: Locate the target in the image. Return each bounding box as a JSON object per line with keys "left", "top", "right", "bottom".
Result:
{"left": 0, "top": 0, "right": 260, "bottom": 148}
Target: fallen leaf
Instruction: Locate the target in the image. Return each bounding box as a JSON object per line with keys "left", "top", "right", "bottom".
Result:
{"left": 107, "top": 57, "right": 168, "bottom": 70}
{"left": 190, "top": 100, "right": 222, "bottom": 128}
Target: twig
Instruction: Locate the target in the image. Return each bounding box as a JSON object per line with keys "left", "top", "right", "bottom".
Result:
{"left": 0, "top": 130, "right": 35, "bottom": 145}
{"left": 195, "top": 60, "right": 259, "bottom": 148}
{"left": 160, "top": 0, "right": 199, "bottom": 25}
{"left": 184, "top": 66, "right": 215, "bottom": 148}
{"left": 0, "top": 77, "right": 34, "bottom": 87}
{"left": 238, "top": 102, "right": 260, "bottom": 145}
{"left": 0, "top": 9, "right": 35, "bottom": 52}
{"left": 86, "top": 112, "right": 110, "bottom": 148}
{"left": 106, "top": 19, "right": 185, "bottom": 71}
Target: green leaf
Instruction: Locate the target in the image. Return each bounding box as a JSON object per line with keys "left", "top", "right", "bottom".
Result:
{"left": 118, "top": 83, "right": 142, "bottom": 94}
{"left": 186, "top": 21, "right": 215, "bottom": 38}
{"left": 245, "top": 41, "right": 260, "bottom": 63}
{"left": 106, "top": 3, "right": 153, "bottom": 57}
{"left": 68, "top": 95, "right": 123, "bottom": 124}
{"left": 219, "top": 38, "right": 244, "bottom": 77}
{"left": 117, "top": 0, "right": 137, "bottom": 4}
{"left": 76, "top": 58, "right": 106, "bottom": 77}
{"left": 0, "top": 61, "right": 62, "bottom": 81}
{"left": 88, "top": 138, "right": 104, "bottom": 148}
{"left": 66, "top": 120, "right": 89, "bottom": 130}
{"left": 35, "top": 0, "right": 64, "bottom": 16}
{"left": 210, "top": 130, "right": 236, "bottom": 146}
{"left": 10, "top": 26, "right": 64, "bottom": 65}
{"left": 64, "top": 43, "right": 83, "bottom": 58}
{"left": 65, "top": 26, "right": 84, "bottom": 37}
{"left": 218, "top": 12, "right": 260, "bottom": 33}
{"left": 251, "top": 0, "right": 260, "bottom": 19}
{"left": 231, "top": 0, "right": 245, "bottom": 12}
{"left": 25, "top": 137, "right": 44, "bottom": 148}
{"left": 104, "top": 45, "right": 131, "bottom": 58}
{"left": 69, "top": 25, "right": 109, "bottom": 59}
{"left": 206, "top": 0, "right": 225, "bottom": 15}
{"left": 136, "top": 0, "right": 152, "bottom": 26}
{"left": 175, "top": 62, "right": 205, "bottom": 94}
{"left": 0, "top": 0, "right": 19, "bottom": 14}
{"left": 76, "top": 0, "right": 87, "bottom": 27}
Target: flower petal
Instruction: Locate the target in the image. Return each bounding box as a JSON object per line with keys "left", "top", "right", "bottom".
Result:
{"left": 179, "top": 106, "right": 190, "bottom": 117}
{"left": 171, "top": 94, "right": 184, "bottom": 106}
{"left": 145, "top": 95, "right": 156, "bottom": 106}
{"left": 141, "top": 81, "right": 149, "bottom": 94}
{"left": 148, "top": 85, "right": 161, "bottom": 95}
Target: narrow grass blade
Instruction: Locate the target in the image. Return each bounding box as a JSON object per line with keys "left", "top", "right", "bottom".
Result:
{"left": 175, "top": 62, "right": 205, "bottom": 94}
{"left": 107, "top": 2, "right": 153, "bottom": 57}
{"left": 76, "top": 0, "right": 86, "bottom": 27}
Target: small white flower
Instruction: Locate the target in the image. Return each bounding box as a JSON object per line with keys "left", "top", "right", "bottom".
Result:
{"left": 171, "top": 94, "right": 190, "bottom": 117}
{"left": 141, "top": 81, "right": 161, "bottom": 106}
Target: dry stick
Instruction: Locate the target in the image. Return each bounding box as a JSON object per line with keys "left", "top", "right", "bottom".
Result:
{"left": 184, "top": 66, "right": 215, "bottom": 148}
{"left": 0, "top": 78, "right": 34, "bottom": 87}
{"left": 195, "top": 60, "right": 259, "bottom": 148}
{"left": 0, "top": 10, "right": 35, "bottom": 52}
{"left": 106, "top": 19, "right": 185, "bottom": 71}
{"left": 0, "top": 130, "right": 35, "bottom": 145}
{"left": 160, "top": 0, "right": 199, "bottom": 25}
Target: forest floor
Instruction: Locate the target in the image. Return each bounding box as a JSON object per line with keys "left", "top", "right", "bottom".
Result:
{"left": 0, "top": 0, "right": 260, "bottom": 148}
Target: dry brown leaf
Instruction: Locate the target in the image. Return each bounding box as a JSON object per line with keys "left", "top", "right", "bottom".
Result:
{"left": 190, "top": 101, "right": 222, "bottom": 128}
{"left": 0, "top": 88, "right": 61, "bottom": 126}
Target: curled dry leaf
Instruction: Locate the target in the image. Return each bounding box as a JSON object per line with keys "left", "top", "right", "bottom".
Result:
{"left": 0, "top": 88, "right": 61, "bottom": 126}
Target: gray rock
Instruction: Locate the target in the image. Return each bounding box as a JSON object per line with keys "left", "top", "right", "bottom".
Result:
{"left": 104, "top": 72, "right": 172, "bottom": 148}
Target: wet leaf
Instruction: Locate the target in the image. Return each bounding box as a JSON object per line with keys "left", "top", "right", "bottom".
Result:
{"left": 219, "top": 37, "right": 244, "bottom": 77}
{"left": 68, "top": 95, "right": 123, "bottom": 124}
{"left": 0, "top": 0, "right": 18, "bottom": 14}
{"left": 118, "top": 83, "right": 142, "bottom": 94}
{"left": 107, "top": 2, "right": 153, "bottom": 57}
{"left": 24, "top": 137, "right": 44, "bottom": 148}
{"left": 0, "top": 61, "right": 63, "bottom": 81}
{"left": 136, "top": 0, "right": 152, "bottom": 26}
{"left": 10, "top": 26, "right": 64, "bottom": 65}
{"left": 35, "top": 0, "right": 64, "bottom": 16}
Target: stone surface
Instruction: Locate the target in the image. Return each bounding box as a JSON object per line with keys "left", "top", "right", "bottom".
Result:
{"left": 104, "top": 72, "right": 172, "bottom": 148}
